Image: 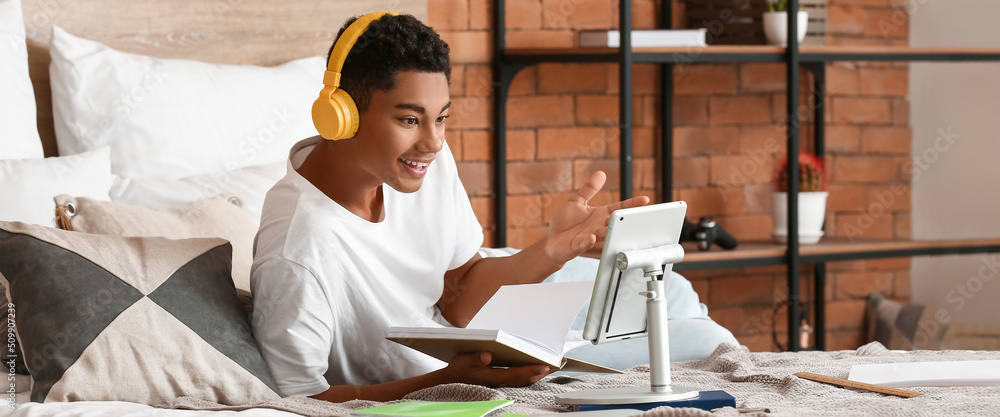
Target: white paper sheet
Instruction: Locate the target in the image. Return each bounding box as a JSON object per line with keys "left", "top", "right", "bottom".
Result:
{"left": 848, "top": 360, "right": 1000, "bottom": 387}
{"left": 467, "top": 281, "right": 595, "bottom": 355}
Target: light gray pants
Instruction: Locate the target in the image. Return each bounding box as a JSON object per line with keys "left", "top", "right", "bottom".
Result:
{"left": 478, "top": 248, "right": 740, "bottom": 369}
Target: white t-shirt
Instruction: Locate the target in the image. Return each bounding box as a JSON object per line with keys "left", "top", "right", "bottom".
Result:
{"left": 250, "top": 137, "right": 484, "bottom": 396}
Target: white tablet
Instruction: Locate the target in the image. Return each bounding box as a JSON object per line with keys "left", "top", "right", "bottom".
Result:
{"left": 581, "top": 201, "right": 688, "bottom": 345}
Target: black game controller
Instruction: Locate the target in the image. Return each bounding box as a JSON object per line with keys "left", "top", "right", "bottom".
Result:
{"left": 680, "top": 217, "right": 739, "bottom": 251}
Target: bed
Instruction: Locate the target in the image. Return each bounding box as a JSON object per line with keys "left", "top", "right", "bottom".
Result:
{"left": 5, "top": 342, "right": 1000, "bottom": 416}
{"left": 4, "top": 1, "right": 1000, "bottom": 416}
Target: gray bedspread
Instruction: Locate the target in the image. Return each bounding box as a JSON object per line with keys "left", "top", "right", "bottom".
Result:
{"left": 168, "top": 342, "right": 1000, "bottom": 416}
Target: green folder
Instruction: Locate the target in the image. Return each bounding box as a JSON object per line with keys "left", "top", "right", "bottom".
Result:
{"left": 350, "top": 400, "right": 515, "bottom": 417}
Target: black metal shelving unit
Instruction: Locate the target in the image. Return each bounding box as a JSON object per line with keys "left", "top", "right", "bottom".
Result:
{"left": 491, "top": 0, "right": 1000, "bottom": 351}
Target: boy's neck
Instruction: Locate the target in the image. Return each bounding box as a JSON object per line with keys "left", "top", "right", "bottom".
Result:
{"left": 297, "top": 138, "right": 384, "bottom": 223}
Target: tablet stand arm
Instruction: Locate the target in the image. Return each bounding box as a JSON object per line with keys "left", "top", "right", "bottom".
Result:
{"left": 554, "top": 243, "right": 700, "bottom": 407}
{"left": 616, "top": 243, "right": 684, "bottom": 391}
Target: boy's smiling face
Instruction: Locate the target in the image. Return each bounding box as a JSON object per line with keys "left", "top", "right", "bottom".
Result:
{"left": 352, "top": 70, "right": 451, "bottom": 194}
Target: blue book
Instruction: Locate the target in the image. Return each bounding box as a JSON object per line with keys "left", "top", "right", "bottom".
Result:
{"left": 576, "top": 390, "right": 736, "bottom": 412}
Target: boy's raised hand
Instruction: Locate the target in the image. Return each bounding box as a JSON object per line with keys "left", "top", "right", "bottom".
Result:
{"left": 544, "top": 171, "right": 650, "bottom": 264}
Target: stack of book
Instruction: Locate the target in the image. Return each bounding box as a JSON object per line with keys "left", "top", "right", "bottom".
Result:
{"left": 579, "top": 29, "right": 707, "bottom": 48}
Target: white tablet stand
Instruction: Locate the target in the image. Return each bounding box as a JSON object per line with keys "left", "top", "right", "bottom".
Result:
{"left": 555, "top": 243, "right": 700, "bottom": 407}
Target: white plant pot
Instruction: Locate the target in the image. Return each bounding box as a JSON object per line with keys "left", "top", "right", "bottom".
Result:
{"left": 763, "top": 11, "right": 808, "bottom": 47}
{"left": 772, "top": 191, "right": 827, "bottom": 244}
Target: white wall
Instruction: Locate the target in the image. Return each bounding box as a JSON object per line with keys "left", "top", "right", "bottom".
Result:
{"left": 910, "top": 0, "right": 1000, "bottom": 323}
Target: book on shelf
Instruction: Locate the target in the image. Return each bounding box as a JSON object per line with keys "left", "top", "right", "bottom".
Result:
{"left": 387, "top": 281, "right": 621, "bottom": 373}
{"left": 350, "top": 399, "right": 514, "bottom": 417}
{"left": 578, "top": 29, "right": 707, "bottom": 48}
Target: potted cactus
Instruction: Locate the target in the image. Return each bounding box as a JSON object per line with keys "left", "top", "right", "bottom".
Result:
{"left": 772, "top": 152, "right": 828, "bottom": 244}
{"left": 763, "top": 0, "right": 808, "bottom": 47}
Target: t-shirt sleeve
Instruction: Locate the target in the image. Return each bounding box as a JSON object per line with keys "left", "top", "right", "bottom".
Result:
{"left": 441, "top": 141, "right": 484, "bottom": 270}
{"left": 251, "top": 257, "right": 334, "bottom": 397}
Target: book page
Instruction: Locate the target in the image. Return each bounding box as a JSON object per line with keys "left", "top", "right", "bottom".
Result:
{"left": 467, "top": 281, "right": 594, "bottom": 354}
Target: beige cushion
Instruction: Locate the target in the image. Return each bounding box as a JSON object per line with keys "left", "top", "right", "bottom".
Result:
{"left": 868, "top": 293, "right": 1000, "bottom": 351}
{"left": 54, "top": 193, "right": 256, "bottom": 300}
{"left": 0, "top": 221, "right": 283, "bottom": 404}
{"left": 941, "top": 322, "right": 1000, "bottom": 350}
{"left": 867, "top": 293, "right": 941, "bottom": 350}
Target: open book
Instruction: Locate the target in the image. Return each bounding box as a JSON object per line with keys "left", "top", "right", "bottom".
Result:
{"left": 387, "top": 281, "right": 621, "bottom": 373}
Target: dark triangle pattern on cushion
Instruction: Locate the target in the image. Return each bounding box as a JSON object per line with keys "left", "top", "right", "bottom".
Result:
{"left": 147, "top": 243, "right": 283, "bottom": 396}
{"left": 0, "top": 230, "right": 144, "bottom": 403}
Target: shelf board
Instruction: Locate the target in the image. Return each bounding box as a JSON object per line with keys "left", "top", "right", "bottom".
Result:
{"left": 800, "top": 46, "right": 1000, "bottom": 62}
{"left": 676, "top": 241, "right": 785, "bottom": 270}
{"left": 503, "top": 45, "right": 785, "bottom": 64}
{"left": 673, "top": 237, "right": 1000, "bottom": 271}
{"left": 501, "top": 45, "right": 1000, "bottom": 65}
{"left": 798, "top": 237, "right": 1000, "bottom": 262}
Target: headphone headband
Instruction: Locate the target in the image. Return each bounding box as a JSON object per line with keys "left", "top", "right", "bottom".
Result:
{"left": 313, "top": 11, "right": 399, "bottom": 141}
{"left": 326, "top": 11, "right": 398, "bottom": 87}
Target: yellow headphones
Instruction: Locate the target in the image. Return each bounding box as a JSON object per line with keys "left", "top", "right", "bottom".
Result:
{"left": 312, "top": 11, "right": 399, "bottom": 140}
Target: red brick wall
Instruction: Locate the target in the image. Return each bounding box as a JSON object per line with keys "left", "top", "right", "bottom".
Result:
{"left": 427, "top": 0, "right": 911, "bottom": 351}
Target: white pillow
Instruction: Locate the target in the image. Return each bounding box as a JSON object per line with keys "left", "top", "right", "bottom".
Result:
{"left": 49, "top": 26, "right": 323, "bottom": 181}
{"left": 109, "top": 162, "right": 286, "bottom": 223}
{"left": 0, "top": 0, "right": 43, "bottom": 160}
{"left": 0, "top": 147, "right": 115, "bottom": 226}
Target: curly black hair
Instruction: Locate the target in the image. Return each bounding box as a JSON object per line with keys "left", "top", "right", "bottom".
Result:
{"left": 327, "top": 13, "right": 451, "bottom": 114}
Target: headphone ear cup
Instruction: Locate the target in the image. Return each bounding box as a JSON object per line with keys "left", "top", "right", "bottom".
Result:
{"left": 312, "top": 88, "right": 360, "bottom": 140}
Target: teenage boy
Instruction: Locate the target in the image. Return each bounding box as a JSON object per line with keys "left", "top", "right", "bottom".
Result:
{"left": 251, "top": 12, "right": 649, "bottom": 403}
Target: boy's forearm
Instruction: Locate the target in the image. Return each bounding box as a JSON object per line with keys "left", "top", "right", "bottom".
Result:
{"left": 439, "top": 237, "right": 565, "bottom": 327}
{"left": 310, "top": 368, "right": 453, "bottom": 403}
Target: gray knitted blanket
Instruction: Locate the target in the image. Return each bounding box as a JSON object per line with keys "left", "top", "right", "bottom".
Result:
{"left": 169, "top": 342, "right": 1000, "bottom": 416}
